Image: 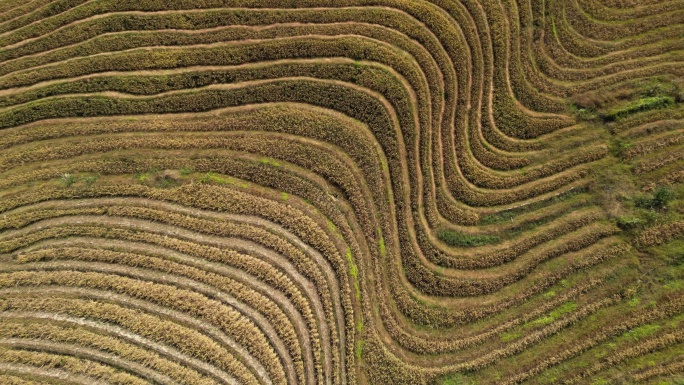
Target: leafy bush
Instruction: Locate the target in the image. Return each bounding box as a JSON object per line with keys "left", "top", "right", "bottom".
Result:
{"left": 635, "top": 187, "right": 676, "bottom": 210}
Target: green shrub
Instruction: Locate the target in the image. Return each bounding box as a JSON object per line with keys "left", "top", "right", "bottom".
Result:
{"left": 652, "top": 187, "right": 677, "bottom": 208}
{"left": 635, "top": 187, "right": 676, "bottom": 210}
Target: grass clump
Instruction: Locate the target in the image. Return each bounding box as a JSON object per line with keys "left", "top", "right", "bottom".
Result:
{"left": 199, "top": 172, "right": 235, "bottom": 185}
{"left": 528, "top": 316, "right": 555, "bottom": 327}
{"left": 437, "top": 229, "right": 499, "bottom": 247}
{"left": 624, "top": 323, "right": 660, "bottom": 341}
{"left": 608, "top": 138, "right": 632, "bottom": 158}
{"left": 616, "top": 215, "right": 645, "bottom": 230}
{"left": 345, "top": 248, "right": 361, "bottom": 300}
{"left": 60, "top": 173, "right": 76, "bottom": 187}
{"left": 662, "top": 241, "right": 684, "bottom": 266}
{"left": 437, "top": 373, "right": 476, "bottom": 385}
{"left": 83, "top": 174, "right": 99, "bottom": 185}
{"left": 524, "top": 301, "right": 577, "bottom": 329}
{"left": 355, "top": 340, "right": 364, "bottom": 359}
{"left": 134, "top": 169, "right": 188, "bottom": 188}
{"left": 59, "top": 173, "right": 100, "bottom": 187}
{"left": 480, "top": 211, "right": 516, "bottom": 225}
{"left": 259, "top": 157, "right": 282, "bottom": 167}
{"left": 179, "top": 166, "right": 194, "bottom": 176}
{"left": 549, "top": 301, "right": 577, "bottom": 318}
{"left": 500, "top": 331, "right": 523, "bottom": 342}
{"left": 346, "top": 248, "right": 358, "bottom": 279}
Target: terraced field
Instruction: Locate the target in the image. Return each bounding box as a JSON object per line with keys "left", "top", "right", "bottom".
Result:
{"left": 0, "top": 0, "right": 682, "bottom": 384}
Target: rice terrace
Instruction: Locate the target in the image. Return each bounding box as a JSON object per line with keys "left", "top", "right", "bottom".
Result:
{"left": 0, "top": 0, "right": 683, "bottom": 384}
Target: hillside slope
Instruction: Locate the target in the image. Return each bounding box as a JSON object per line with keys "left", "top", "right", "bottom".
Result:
{"left": 0, "top": 0, "right": 682, "bottom": 384}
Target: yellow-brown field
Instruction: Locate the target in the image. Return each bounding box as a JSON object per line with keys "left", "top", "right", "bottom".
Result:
{"left": 0, "top": 0, "right": 682, "bottom": 384}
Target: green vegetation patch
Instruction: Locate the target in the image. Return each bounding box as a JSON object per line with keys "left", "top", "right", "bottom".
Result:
{"left": 623, "top": 323, "right": 661, "bottom": 342}
{"left": 500, "top": 331, "right": 523, "bottom": 342}
{"left": 437, "top": 373, "right": 476, "bottom": 385}
{"left": 199, "top": 172, "right": 235, "bottom": 185}
{"left": 634, "top": 186, "right": 677, "bottom": 210}
{"left": 524, "top": 301, "right": 577, "bottom": 329}
{"left": 378, "top": 235, "right": 386, "bottom": 256}
{"left": 355, "top": 340, "right": 364, "bottom": 359}
{"left": 437, "top": 229, "right": 499, "bottom": 247}
{"left": 571, "top": 77, "right": 682, "bottom": 122}
{"left": 259, "top": 157, "right": 282, "bottom": 167}
{"left": 58, "top": 173, "right": 100, "bottom": 188}
{"left": 479, "top": 187, "right": 586, "bottom": 225}
{"left": 608, "top": 138, "right": 632, "bottom": 158}
{"left": 602, "top": 96, "right": 675, "bottom": 122}
{"left": 60, "top": 173, "right": 76, "bottom": 187}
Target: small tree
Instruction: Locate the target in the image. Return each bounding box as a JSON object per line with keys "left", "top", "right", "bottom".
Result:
{"left": 652, "top": 186, "right": 676, "bottom": 209}
{"left": 635, "top": 186, "right": 676, "bottom": 210}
